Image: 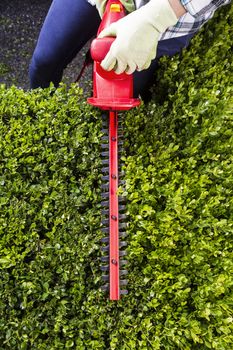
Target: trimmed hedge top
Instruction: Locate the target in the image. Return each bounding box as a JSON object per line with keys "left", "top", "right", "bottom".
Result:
{"left": 0, "top": 4, "right": 233, "bottom": 350}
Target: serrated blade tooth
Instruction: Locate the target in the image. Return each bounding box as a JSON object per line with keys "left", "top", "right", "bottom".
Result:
{"left": 119, "top": 214, "right": 127, "bottom": 220}
{"left": 101, "top": 227, "right": 109, "bottom": 234}
{"left": 101, "top": 245, "right": 109, "bottom": 252}
{"left": 119, "top": 241, "right": 127, "bottom": 248}
{"left": 120, "top": 290, "right": 128, "bottom": 295}
{"left": 102, "top": 219, "right": 109, "bottom": 225}
{"left": 102, "top": 121, "right": 108, "bottom": 128}
{"left": 120, "top": 260, "right": 128, "bottom": 266}
{"left": 101, "top": 151, "right": 109, "bottom": 157}
{"left": 101, "top": 284, "right": 109, "bottom": 292}
{"left": 101, "top": 256, "right": 109, "bottom": 262}
{"left": 101, "top": 183, "right": 109, "bottom": 189}
{"left": 119, "top": 205, "right": 126, "bottom": 211}
{"left": 101, "top": 237, "right": 109, "bottom": 243}
{"left": 101, "top": 201, "right": 109, "bottom": 207}
{"left": 118, "top": 174, "right": 125, "bottom": 180}
{"left": 102, "top": 159, "right": 109, "bottom": 165}
{"left": 100, "top": 265, "right": 109, "bottom": 271}
{"left": 120, "top": 270, "right": 128, "bottom": 276}
{"left": 119, "top": 231, "right": 127, "bottom": 238}
{"left": 118, "top": 180, "right": 126, "bottom": 186}
{"left": 119, "top": 223, "right": 127, "bottom": 229}
{"left": 101, "top": 143, "right": 109, "bottom": 149}
{"left": 119, "top": 251, "right": 127, "bottom": 257}
{"left": 120, "top": 280, "right": 128, "bottom": 286}
{"left": 102, "top": 275, "right": 109, "bottom": 281}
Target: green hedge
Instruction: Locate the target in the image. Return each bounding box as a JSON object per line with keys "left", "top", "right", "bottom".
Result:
{"left": 0, "top": 4, "right": 232, "bottom": 350}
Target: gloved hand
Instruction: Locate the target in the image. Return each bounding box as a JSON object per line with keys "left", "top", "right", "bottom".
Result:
{"left": 95, "top": 0, "right": 135, "bottom": 18}
{"left": 98, "top": 0, "right": 178, "bottom": 74}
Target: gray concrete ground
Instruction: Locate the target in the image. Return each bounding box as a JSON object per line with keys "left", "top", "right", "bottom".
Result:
{"left": 0, "top": 0, "right": 92, "bottom": 91}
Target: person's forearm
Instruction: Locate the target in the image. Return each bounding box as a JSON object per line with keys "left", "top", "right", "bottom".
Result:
{"left": 168, "top": 0, "right": 186, "bottom": 17}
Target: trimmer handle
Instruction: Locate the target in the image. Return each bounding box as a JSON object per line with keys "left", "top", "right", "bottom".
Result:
{"left": 91, "top": 37, "right": 115, "bottom": 62}
{"left": 87, "top": 0, "right": 140, "bottom": 110}
{"left": 90, "top": 0, "right": 125, "bottom": 62}
{"left": 97, "top": 0, "right": 125, "bottom": 35}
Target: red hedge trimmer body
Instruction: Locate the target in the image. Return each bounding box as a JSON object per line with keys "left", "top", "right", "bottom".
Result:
{"left": 87, "top": 0, "right": 140, "bottom": 300}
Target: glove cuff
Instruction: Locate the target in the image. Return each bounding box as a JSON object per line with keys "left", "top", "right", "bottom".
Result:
{"left": 140, "top": 0, "right": 178, "bottom": 32}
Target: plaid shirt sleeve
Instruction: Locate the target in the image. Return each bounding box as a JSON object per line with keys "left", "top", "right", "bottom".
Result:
{"left": 180, "top": 0, "right": 231, "bottom": 18}
{"left": 159, "top": 0, "right": 231, "bottom": 40}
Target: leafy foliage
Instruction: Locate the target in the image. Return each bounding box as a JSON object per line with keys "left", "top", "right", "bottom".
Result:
{"left": 0, "top": 4, "right": 232, "bottom": 350}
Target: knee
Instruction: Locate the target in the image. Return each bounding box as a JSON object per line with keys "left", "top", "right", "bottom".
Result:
{"left": 29, "top": 49, "right": 62, "bottom": 89}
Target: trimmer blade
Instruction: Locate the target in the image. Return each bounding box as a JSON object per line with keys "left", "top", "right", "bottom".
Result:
{"left": 120, "top": 290, "right": 128, "bottom": 295}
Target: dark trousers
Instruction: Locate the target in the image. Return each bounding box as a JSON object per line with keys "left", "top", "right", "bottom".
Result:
{"left": 29, "top": 0, "right": 195, "bottom": 96}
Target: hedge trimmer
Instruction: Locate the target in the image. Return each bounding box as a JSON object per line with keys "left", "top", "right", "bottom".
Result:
{"left": 87, "top": 0, "right": 140, "bottom": 300}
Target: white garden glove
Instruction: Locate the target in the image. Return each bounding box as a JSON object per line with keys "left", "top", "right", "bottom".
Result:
{"left": 98, "top": 0, "right": 178, "bottom": 74}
